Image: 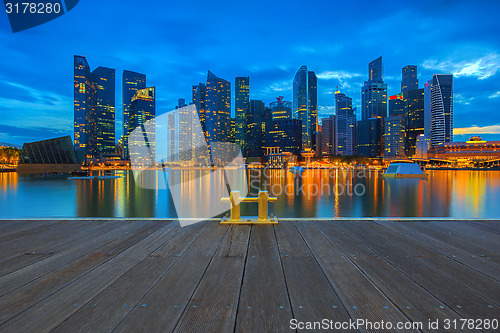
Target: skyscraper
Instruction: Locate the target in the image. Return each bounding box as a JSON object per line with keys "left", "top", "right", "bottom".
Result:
{"left": 424, "top": 79, "right": 432, "bottom": 139}
{"left": 192, "top": 83, "right": 206, "bottom": 136}
{"left": 205, "top": 71, "right": 232, "bottom": 164}
{"left": 321, "top": 115, "right": 336, "bottom": 156}
{"left": 430, "top": 74, "right": 454, "bottom": 146}
{"left": 335, "top": 91, "right": 357, "bottom": 156}
{"left": 401, "top": 65, "right": 418, "bottom": 94}
{"left": 246, "top": 100, "right": 266, "bottom": 158}
{"left": 293, "top": 66, "right": 318, "bottom": 149}
{"left": 235, "top": 76, "right": 249, "bottom": 153}
{"left": 389, "top": 93, "right": 404, "bottom": 117}
{"left": 361, "top": 57, "right": 387, "bottom": 120}
{"left": 73, "top": 55, "right": 115, "bottom": 158}
{"left": 405, "top": 88, "right": 425, "bottom": 156}
{"left": 266, "top": 119, "right": 302, "bottom": 157}
{"left": 128, "top": 87, "right": 156, "bottom": 165}
{"left": 384, "top": 116, "right": 405, "bottom": 158}
{"left": 176, "top": 98, "right": 187, "bottom": 109}
{"left": 74, "top": 55, "right": 93, "bottom": 154}
{"left": 357, "top": 118, "right": 382, "bottom": 157}
{"left": 122, "top": 70, "right": 146, "bottom": 159}
{"left": 269, "top": 96, "right": 292, "bottom": 120}
{"left": 205, "top": 71, "right": 231, "bottom": 144}
{"left": 91, "top": 67, "right": 115, "bottom": 156}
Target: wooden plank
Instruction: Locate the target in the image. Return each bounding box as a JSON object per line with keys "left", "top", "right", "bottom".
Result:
{"left": 338, "top": 221, "right": 500, "bottom": 320}
{"left": 235, "top": 225, "right": 293, "bottom": 333}
{"left": 0, "top": 221, "right": 140, "bottom": 294}
{"left": 273, "top": 222, "right": 353, "bottom": 328}
{"left": 0, "top": 220, "right": 126, "bottom": 277}
{"left": 0, "top": 220, "right": 111, "bottom": 263}
{"left": 377, "top": 221, "right": 500, "bottom": 282}
{"left": 0, "top": 219, "right": 43, "bottom": 232}
{"left": 298, "top": 221, "right": 417, "bottom": 332}
{"left": 113, "top": 222, "right": 228, "bottom": 333}
{"left": 470, "top": 220, "right": 500, "bottom": 234}
{"left": 402, "top": 221, "right": 500, "bottom": 256}
{"left": 465, "top": 221, "right": 500, "bottom": 235}
{"left": 51, "top": 221, "right": 209, "bottom": 332}
{"left": 314, "top": 221, "right": 463, "bottom": 330}
{"left": 363, "top": 221, "right": 500, "bottom": 306}
{"left": 173, "top": 225, "right": 251, "bottom": 333}
{"left": 0, "top": 220, "right": 65, "bottom": 244}
{"left": 0, "top": 222, "right": 180, "bottom": 332}
{"left": 0, "top": 220, "right": 162, "bottom": 325}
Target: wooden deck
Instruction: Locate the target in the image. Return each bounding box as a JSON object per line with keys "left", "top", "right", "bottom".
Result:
{"left": 0, "top": 219, "right": 498, "bottom": 332}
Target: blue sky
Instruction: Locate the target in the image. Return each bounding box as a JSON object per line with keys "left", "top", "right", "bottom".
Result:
{"left": 1, "top": 0, "right": 500, "bottom": 145}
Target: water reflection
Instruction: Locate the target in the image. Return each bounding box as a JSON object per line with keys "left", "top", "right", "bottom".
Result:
{"left": 0, "top": 169, "right": 499, "bottom": 218}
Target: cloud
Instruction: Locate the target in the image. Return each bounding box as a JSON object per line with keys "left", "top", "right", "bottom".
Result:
{"left": 454, "top": 93, "right": 474, "bottom": 105}
{"left": 318, "top": 105, "right": 335, "bottom": 119}
{"left": 454, "top": 125, "right": 500, "bottom": 135}
{"left": 489, "top": 91, "right": 500, "bottom": 99}
{"left": 316, "top": 70, "right": 363, "bottom": 91}
{"left": 0, "top": 124, "right": 71, "bottom": 145}
{"left": 422, "top": 53, "right": 500, "bottom": 80}
{"left": 316, "top": 71, "right": 362, "bottom": 80}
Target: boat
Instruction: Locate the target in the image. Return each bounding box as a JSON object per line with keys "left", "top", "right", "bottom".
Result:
{"left": 289, "top": 166, "right": 305, "bottom": 175}
{"left": 67, "top": 170, "right": 93, "bottom": 180}
{"left": 382, "top": 161, "right": 428, "bottom": 178}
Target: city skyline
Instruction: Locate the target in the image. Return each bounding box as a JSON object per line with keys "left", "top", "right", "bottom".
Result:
{"left": 1, "top": 0, "right": 500, "bottom": 145}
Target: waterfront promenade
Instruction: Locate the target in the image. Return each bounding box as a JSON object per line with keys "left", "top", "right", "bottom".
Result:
{"left": 0, "top": 219, "right": 498, "bottom": 332}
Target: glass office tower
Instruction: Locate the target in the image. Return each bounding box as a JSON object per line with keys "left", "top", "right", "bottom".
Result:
{"left": 357, "top": 118, "right": 382, "bottom": 157}
{"left": 205, "top": 71, "right": 231, "bottom": 143}
{"left": 405, "top": 88, "right": 425, "bottom": 156}
{"left": 269, "top": 96, "right": 292, "bottom": 120}
{"left": 129, "top": 87, "right": 156, "bottom": 165}
{"left": 122, "top": 70, "right": 146, "bottom": 159}
{"left": 335, "top": 91, "right": 357, "bottom": 156}
{"left": 205, "top": 71, "right": 232, "bottom": 164}
{"left": 73, "top": 55, "right": 94, "bottom": 154}
{"left": 235, "top": 76, "right": 249, "bottom": 153}
{"left": 401, "top": 65, "right": 418, "bottom": 94}
{"left": 73, "top": 55, "right": 115, "bottom": 158}
{"left": 293, "top": 65, "right": 317, "bottom": 149}
{"left": 384, "top": 116, "right": 406, "bottom": 158}
{"left": 92, "top": 66, "right": 115, "bottom": 156}
{"left": 321, "top": 115, "right": 335, "bottom": 156}
{"left": 431, "top": 74, "right": 454, "bottom": 146}
{"left": 192, "top": 83, "right": 207, "bottom": 137}
{"left": 361, "top": 57, "right": 387, "bottom": 120}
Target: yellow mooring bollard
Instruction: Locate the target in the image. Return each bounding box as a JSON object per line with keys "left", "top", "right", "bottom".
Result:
{"left": 220, "top": 190, "right": 278, "bottom": 224}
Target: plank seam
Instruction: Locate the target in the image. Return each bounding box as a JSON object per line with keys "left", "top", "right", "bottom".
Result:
{"left": 232, "top": 225, "right": 252, "bottom": 333}
{"left": 272, "top": 224, "right": 297, "bottom": 332}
